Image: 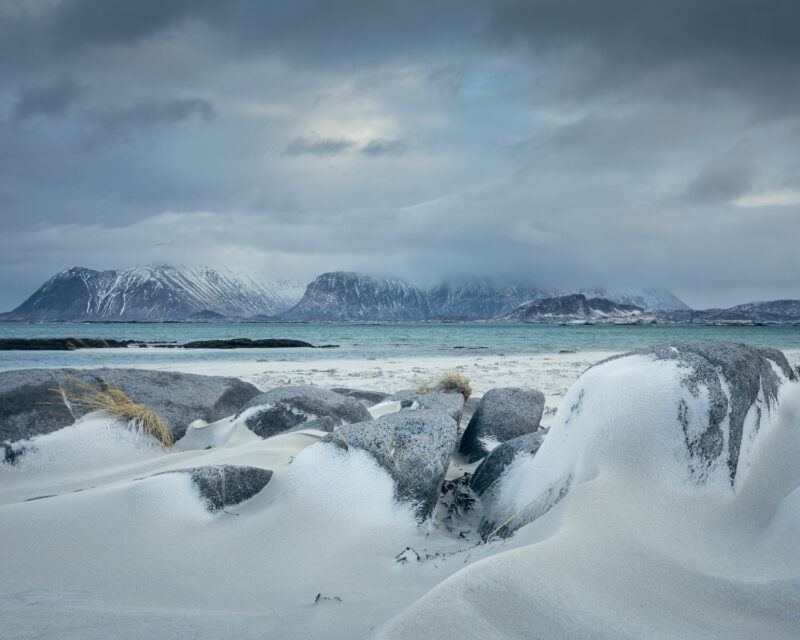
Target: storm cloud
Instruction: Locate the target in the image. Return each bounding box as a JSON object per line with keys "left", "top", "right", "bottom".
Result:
{"left": 1, "top": 0, "right": 799, "bottom": 310}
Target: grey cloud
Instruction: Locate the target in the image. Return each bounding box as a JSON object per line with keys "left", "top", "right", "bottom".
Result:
{"left": 50, "top": 0, "right": 226, "bottom": 48}
{"left": 360, "top": 138, "right": 407, "bottom": 157}
{"left": 488, "top": 0, "right": 800, "bottom": 116}
{"left": 684, "top": 154, "right": 756, "bottom": 204}
{"left": 12, "top": 79, "right": 84, "bottom": 122}
{"left": 82, "top": 97, "right": 215, "bottom": 147}
{"left": 283, "top": 136, "right": 356, "bottom": 157}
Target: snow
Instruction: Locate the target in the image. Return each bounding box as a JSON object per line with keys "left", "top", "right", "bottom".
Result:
{"left": 1, "top": 350, "right": 799, "bottom": 638}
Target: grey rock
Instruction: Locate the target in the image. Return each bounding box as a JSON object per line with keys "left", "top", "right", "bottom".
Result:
{"left": 330, "top": 388, "right": 389, "bottom": 407}
{"left": 235, "top": 385, "right": 371, "bottom": 438}
{"left": 159, "top": 465, "right": 272, "bottom": 511}
{"left": 388, "top": 390, "right": 465, "bottom": 425}
{"left": 461, "top": 397, "right": 480, "bottom": 425}
{"left": 459, "top": 387, "right": 545, "bottom": 462}
{"left": 470, "top": 431, "right": 547, "bottom": 496}
{"left": 321, "top": 409, "right": 458, "bottom": 520}
{"left": 0, "top": 368, "right": 260, "bottom": 444}
{"left": 595, "top": 341, "right": 794, "bottom": 483}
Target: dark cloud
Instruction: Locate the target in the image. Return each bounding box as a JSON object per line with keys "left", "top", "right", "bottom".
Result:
{"left": 283, "top": 136, "right": 356, "bottom": 157}
{"left": 360, "top": 138, "right": 406, "bottom": 157}
{"left": 684, "top": 154, "right": 756, "bottom": 204}
{"left": 12, "top": 79, "right": 84, "bottom": 122}
{"left": 50, "top": 0, "right": 226, "bottom": 48}
{"left": 1, "top": 1, "right": 800, "bottom": 310}
{"left": 488, "top": 0, "right": 800, "bottom": 115}
{"left": 81, "top": 98, "right": 215, "bottom": 148}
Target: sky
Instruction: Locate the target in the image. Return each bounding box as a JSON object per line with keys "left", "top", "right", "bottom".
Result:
{"left": 1, "top": 0, "right": 800, "bottom": 311}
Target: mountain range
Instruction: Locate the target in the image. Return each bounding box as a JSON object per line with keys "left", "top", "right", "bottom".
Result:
{"left": 1, "top": 265, "right": 304, "bottom": 321}
{"left": 3, "top": 264, "right": 797, "bottom": 324}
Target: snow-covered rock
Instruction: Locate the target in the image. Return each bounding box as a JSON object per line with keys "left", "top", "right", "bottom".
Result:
{"left": 480, "top": 341, "right": 795, "bottom": 538}
{"left": 470, "top": 430, "right": 547, "bottom": 497}
{"left": 157, "top": 465, "right": 273, "bottom": 512}
{"left": 320, "top": 409, "right": 459, "bottom": 520}
{"left": 234, "top": 385, "right": 372, "bottom": 438}
{"left": 459, "top": 387, "right": 545, "bottom": 462}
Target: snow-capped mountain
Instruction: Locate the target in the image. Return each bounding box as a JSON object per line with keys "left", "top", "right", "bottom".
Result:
{"left": 4, "top": 265, "right": 305, "bottom": 321}
{"left": 577, "top": 287, "right": 690, "bottom": 311}
{"left": 427, "top": 279, "right": 559, "bottom": 319}
{"left": 501, "top": 294, "right": 645, "bottom": 323}
{"left": 280, "top": 272, "right": 432, "bottom": 321}
{"left": 657, "top": 299, "right": 800, "bottom": 324}
{"left": 278, "top": 273, "right": 683, "bottom": 321}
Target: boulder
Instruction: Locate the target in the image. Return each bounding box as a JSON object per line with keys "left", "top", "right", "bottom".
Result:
{"left": 235, "top": 385, "right": 372, "bottom": 438}
{"left": 459, "top": 387, "right": 545, "bottom": 462}
{"left": 159, "top": 465, "right": 272, "bottom": 511}
{"left": 594, "top": 341, "right": 795, "bottom": 483}
{"left": 462, "top": 397, "right": 480, "bottom": 426}
{"left": 0, "top": 368, "right": 261, "bottom": 444}
{"left": 470, "top": 431, "right": 547, "bottom": 496}
{"left": 330, "top": 388, "right": 389, "bottom": 407}
{"left": 480, "top": 341, "right": 795, "bottom": 539}
{"left": 387, "top": 390, "right": 465, "bottom": 425}
{"left": 321, "top": 409, "right": 458, "bottom": 520}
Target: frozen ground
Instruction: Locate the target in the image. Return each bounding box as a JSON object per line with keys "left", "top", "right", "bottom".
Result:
{"left": 1, "top": 349, "right": 799, "bottom": 639}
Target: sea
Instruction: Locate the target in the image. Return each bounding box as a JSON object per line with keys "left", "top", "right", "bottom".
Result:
{"left": 2, "top": 321, "right": 800, "bottom": 371}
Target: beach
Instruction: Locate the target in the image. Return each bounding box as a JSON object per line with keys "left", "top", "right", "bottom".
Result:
{"left": 2, "top": 346, "right": 800, "bottom": 639}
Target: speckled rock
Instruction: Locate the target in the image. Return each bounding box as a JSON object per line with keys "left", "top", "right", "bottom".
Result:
{"left": 459, "top": 387, "right": 545, "bottom": 462}
{"left": 330, "top": 388, "right": 389, "bottom": 407}
{"left": 321, "top": 409, "right": 458, "bottom": 520}
{"left": 160, "top": 465, "right": 273, "bottom": 511}
{"left": 387, "top": 390, "right": 465, "bottom": 425}
{"left": 0, "top": 368, "right": 260, "bottom": 444}
{"left": 470, "top": 431, "right": 548, "bottom": 496}
{"left": 235, "top": 385, "right": 372, "bottom": 438}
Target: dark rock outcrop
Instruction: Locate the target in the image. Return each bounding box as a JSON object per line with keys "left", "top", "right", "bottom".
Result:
{"left": 159, "top": 465, "right": 273, "bottom": 511}
{"left": 181, "top": 338, "right": 315, "bottom": 349}
{"left": 459, "top": 387, "right": 545, "bottom": 462}
{"left": 235, "top": 385, "right": 372, "bottom": 438}
{"left": 330, "top": 388, "right": 389, "bottom": 407}
{"left": 0, "top": 338, "right": 137, "bottom": 350}
{"left": 470, "top": 431, "right": 547, "bottom": 496}
{"left": 321, "top": 409, "right": 458, "bottom": 520}
{"left": 0, "top": 368, "right": 260, "bottom": 443}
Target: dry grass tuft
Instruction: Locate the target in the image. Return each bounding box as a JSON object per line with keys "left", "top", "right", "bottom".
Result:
{"left": 57, "top": 375, "right": 173, "bottom": 449}
{"left": 417, "top": 371, "right": 472, "bottom": 400}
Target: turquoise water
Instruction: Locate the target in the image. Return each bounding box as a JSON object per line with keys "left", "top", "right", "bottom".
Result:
{"left": 1, "top": 321, "right": 800, "bottom": 370}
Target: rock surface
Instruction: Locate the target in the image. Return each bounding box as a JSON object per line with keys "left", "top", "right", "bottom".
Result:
{"left": 159, "top": 465, "right": 273, "bottom": 511}
{"left": 235, "top": 385, "right": 372, "bottom": 438}
{"left": 387, "top": 390, "right": 465, "bottom": 425}
{"left": 595, "top": 341, "right": 795, "bottom": 482}
{"left": 0, "top": 368, "right": 260, "bottom": 443}
{"left": 459, "top": 387, "right": 545, "bottom": 462}
{"left": 330, "top": 388, "right": 389, "bottom": 407}
{"left": 470, "top": 431, "right": 547, "bottom": 496}
{"left": 321, "top": 409, "right": 458, "bottom": 520}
